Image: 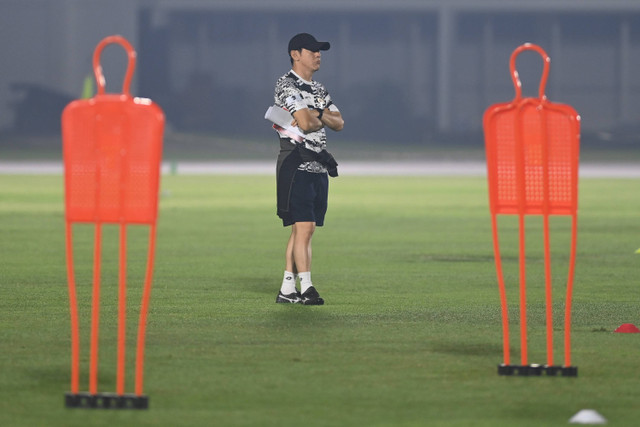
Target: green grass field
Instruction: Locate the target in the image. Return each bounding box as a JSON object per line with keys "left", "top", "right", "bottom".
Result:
{"left": 1, "top": 173, "right": 639, "bottom": 426}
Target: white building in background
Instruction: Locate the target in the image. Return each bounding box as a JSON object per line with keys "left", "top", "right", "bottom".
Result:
{"left": 2, "top": 0, "right": 640, "bottom": 142}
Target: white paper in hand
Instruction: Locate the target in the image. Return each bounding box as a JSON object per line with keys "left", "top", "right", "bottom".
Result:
{"left": 265, "top": 105, "right": 305, "bottom": 142}
{"left": 265, "top": 105, "right": 294, "bottom": 128}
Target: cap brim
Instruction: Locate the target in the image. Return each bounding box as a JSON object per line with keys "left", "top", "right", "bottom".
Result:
{"left": 305, "top": 41, "right": 330, "bottom": 52}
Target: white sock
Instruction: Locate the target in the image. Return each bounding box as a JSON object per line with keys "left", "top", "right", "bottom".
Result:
{"left": 299, "top": 272, "right": 313, "bottom": 294}
{"left": 280, "top": 271, "right": 297, "bottom": 295}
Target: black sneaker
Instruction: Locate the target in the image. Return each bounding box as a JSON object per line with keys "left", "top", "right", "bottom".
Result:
{"left": 276, "top": 291, "right": 302, "bottom": 304}
{"left": 301, "top": 287, "right": 324, "bottom": 305}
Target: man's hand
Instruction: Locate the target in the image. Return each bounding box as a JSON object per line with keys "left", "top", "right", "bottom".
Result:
{"left": 320, "top": 109, "right": 344, "bottom": 132}
{"left": 292, "top": 108, "right": 323, "bottom": 133}
{"left": 292, "top": 108, "right": 344, "bottom": 133}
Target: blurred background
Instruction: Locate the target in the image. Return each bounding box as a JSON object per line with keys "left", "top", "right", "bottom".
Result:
{"left": 1, "top": 0, "right": 640, "bottom": 157}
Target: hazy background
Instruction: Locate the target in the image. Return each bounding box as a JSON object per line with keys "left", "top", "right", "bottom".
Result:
{"left": 2, "top": 0, "right": 640, "bottom": 153}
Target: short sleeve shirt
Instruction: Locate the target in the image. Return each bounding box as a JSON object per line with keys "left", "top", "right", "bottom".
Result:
{"left": 274, "top": 70, "right": 340, "bottom": 173}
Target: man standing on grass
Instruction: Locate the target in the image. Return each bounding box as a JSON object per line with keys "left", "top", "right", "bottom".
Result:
{"left": 272, "top": 33, "right": 344, "bottom": 305}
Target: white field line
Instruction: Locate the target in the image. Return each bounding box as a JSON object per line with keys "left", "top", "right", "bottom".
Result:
{"left": 0, "top": 160, "right": 638, "bottom": 178}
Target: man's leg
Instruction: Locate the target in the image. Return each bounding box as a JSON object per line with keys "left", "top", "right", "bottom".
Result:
{"left": 279, "top": 222, "right": 313, "bottom": 293}
{"left": 285, "top": 229, "right": 297, "bottom": 274}
{"left": 276, "top": 228, "right": 301, "bottom": 303}
{"left": 291, "top": 221, "right": 315, "bottom": 273}
{"left": 292, "top": 221, "right": 324, "bottom": 305}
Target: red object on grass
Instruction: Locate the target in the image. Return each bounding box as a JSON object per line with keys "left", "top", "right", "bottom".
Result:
{"left": 62, "top": 35, "right": 164, "bottom": 404}
{"left": 614, "top": 323, "right": 640, "bottom": 333}
{"left": 484, "top": 43, "right": 580, "bottom": 370}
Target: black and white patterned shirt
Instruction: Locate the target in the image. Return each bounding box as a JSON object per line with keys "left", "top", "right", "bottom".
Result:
{"left": 274, "top": 70, "right": 340, "bottom": 173}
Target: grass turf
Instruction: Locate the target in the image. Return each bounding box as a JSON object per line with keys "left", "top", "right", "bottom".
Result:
{"left": 1, "top": 174, "right": 639, "bottom": 426}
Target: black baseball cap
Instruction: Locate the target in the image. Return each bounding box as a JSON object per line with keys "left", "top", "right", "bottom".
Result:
{"left": 288, "top": 33, "right": 330, "bottom": 54}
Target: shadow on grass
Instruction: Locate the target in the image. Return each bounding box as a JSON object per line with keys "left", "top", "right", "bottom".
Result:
{"left": 430, "top": 340, "right": 503, "bottom": 357}
{"left": 418, "top": 254, "right": 496, "bottom": 263}
{"left": 25, "top": 365, "right": 70, "bottom": 385}
{"left": 235, "top": 276, "right": 278, "bottom": 296}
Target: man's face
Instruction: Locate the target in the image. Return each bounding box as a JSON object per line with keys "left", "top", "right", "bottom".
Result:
{"left": 294, "top": 48, "right": 321, "bottom": 72}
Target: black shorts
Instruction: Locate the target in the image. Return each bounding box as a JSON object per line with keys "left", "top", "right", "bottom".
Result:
{"left": 284, "top": 170, "right": 328, "bottom": 227}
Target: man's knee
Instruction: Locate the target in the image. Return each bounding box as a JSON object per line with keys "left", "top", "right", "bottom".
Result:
{"left": 294, "top": 221, "right": 316, "bottom": 237}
